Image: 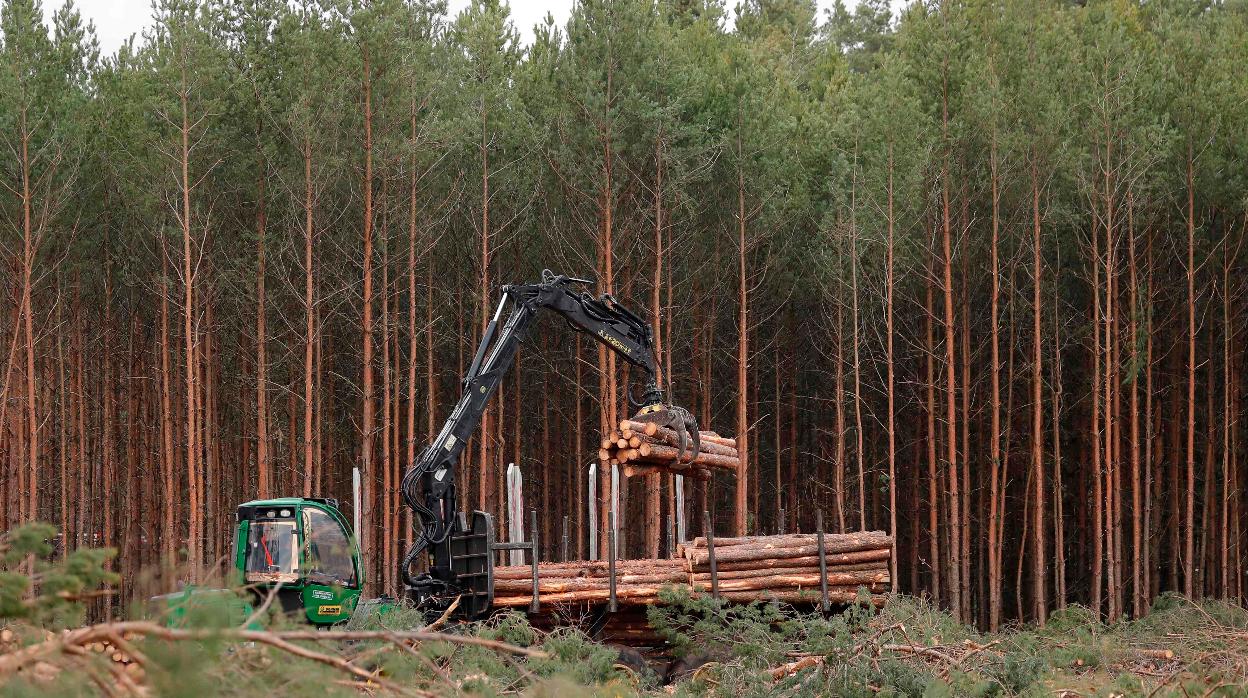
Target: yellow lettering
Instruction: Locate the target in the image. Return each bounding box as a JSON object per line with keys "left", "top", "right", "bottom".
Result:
{"left": 597, "top": 330, "right": 631, "bottom": 355}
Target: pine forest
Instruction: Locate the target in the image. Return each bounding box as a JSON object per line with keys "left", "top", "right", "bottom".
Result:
{"left": 3, "top": 0, "right": 1248, "bottom": 640}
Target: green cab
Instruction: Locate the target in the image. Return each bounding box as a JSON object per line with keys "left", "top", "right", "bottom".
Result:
{"left": 233, "top": 497, "right": 363, "bottom": 626}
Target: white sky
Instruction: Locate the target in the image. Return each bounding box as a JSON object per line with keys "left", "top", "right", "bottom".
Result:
{"left": 52, "top": 0, "right": 904, "bottom": 57}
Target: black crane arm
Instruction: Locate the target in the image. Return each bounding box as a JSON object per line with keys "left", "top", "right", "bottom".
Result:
{"left": 399, "top": 270, "right": 669, "bottom": 589}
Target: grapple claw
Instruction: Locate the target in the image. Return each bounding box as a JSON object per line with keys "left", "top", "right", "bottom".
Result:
{"left": 631, "top": 404, "right": 701, "bottom": 463}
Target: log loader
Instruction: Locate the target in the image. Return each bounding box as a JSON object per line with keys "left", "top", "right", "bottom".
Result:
{"left": 184, "top": 271, "right": 698, "bottom": 626}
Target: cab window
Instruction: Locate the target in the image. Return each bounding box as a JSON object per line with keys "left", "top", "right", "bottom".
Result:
{"left": 302, "top": 508, "right": 356, "bottom": 587}
{"left": 244, "top": 517, "right": 300, "bottom": 583}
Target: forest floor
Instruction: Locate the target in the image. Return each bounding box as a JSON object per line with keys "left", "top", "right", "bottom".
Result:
{"left": 3, "top": 590, "right": 1248, "bottom": 697}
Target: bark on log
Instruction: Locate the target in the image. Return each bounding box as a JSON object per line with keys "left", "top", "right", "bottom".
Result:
{"left": 620, "top": 419, "right": 737, "bottom": 448}
{"left": 623, "top": 464, "right": 711, "bottom": 480}
{"left": 634, "top": 443, "right": 740, "bottom": 470}
{"left": 493, "top": 560, "right": 684, "bottom": 579}
{"left": 702, "top": 549, "right": 891, "bottom": 572}
{"left": 684, "top": 531, "right": 890, "bottom": 549}
{"left": 494, "top": 573, "right": 688, "bottom": 593}
{"left": 491, "top": 586, "right": 675, "bottom": 606}
{"left": 713, "top": 590, "right": 887, "bottom": 606}
{"left": 683, "top": 534, "right": 892, "bottom": 567}
{"left": 690, "top": 562, "right": 888, "bottom": 580}
{"left": 629, "top": 433, "right": 739, "bottom": 458}
{"left": 688, "top": 571, "right": 889, "bottom": 591}
{"left": 496, "top": 588, "right": 888, "bottom": 607}
{"left": 492, "top": 530, "right": 892, "bottom": 612}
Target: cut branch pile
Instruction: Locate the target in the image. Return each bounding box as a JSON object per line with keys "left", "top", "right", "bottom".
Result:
{"left": 493, "top": 530, "right": 891, "bottom": 609}
{"left": 598, "top": 420, "right": 740, "bottom": 480}
{"left": 0, "top": 620, "right": 546, "bottom": 696}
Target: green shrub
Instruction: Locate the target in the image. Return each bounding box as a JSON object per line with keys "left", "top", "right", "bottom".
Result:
{"left": 0, "top": 523, "right": 117, "bottom": 628}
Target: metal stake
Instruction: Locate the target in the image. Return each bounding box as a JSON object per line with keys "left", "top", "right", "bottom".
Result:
{"left": 530, "top": 509, "right": 540, "bottom": 614}
{"left": 561, "top": 515, "right": 570, "bottom": 562}
{"left": 675, "top": 474, "right": 686, "bottom": 543}
{"left": 817, "top": 509, "right": 829, "bottom": 614}
{"left": 588, "top": 462, "right": 598, "bottom": 561}
{"left": 607, "top": 511, "right": 618, "bottom": 613}
{"left": 704, "top": 510, "right": 719, "bottom": 601}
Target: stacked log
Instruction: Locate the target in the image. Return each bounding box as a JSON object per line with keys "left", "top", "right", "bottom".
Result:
{"left": 598, "top": 420, "right": 740, "bottom": 480}
{"left": 492, "top": 530, "right": 891, "bottom": 609}
{"left": 493, "top": 559, "right": 687, "bottom": 607}
{"left": 679, "top": 531, "right": 891, "bottom": 606}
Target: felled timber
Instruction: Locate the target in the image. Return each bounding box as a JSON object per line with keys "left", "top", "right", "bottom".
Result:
{"left": 491, "top": 530, "right": 892, "bottom": 612}
{"left": 600, "top": 423, "right": 743, "bottom": 479}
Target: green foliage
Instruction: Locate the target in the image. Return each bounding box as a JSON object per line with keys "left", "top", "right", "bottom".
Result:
{"left": 3, "top": 563, "right": 1248, "bottom": 696}
{"left": 0, "top": 523, "right": 117, "bottom": 628}
{"left": 647, "top": 585, "right": 798, "bottom": 662}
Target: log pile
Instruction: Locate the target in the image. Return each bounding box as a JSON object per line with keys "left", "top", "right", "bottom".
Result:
{"left": 678, "top": 531, "right": 891, "bottom": 606}
{"left": 598, "top": 419, "right": 741, "bottom": 480}
{"left": 492, "top": 530, "right": 891, "bottom": 610}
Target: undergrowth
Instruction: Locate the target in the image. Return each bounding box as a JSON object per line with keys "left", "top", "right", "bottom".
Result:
{"left": 2, "top": 522, "right": 1248, "bottom": 696}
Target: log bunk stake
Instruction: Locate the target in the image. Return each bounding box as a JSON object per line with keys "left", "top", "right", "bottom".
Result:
{"left": 705, "top": 510, "right": 719, "bottom": 600}
{"left": 608, "top": 511, "right": 618, "bottom": 613}
{"left": 817, "top": 509, "right": 829, "bottom": 613}
{"left": 490, "top": 509, "right": 542, "bottom": 613}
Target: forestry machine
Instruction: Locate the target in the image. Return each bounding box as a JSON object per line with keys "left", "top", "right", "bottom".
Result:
{"left": 400, "top": 270, "right": 699, "bottom": 617}
{"left": 191, "top": 271, "right": 697, "bottom": 626}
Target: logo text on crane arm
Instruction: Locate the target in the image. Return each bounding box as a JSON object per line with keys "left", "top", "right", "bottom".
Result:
{"left": 598, "top": 330, "right": 631, "bottom": 355}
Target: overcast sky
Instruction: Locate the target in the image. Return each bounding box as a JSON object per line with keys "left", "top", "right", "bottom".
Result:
{"left": 50, "top": 0, "right": 903, "bottom": 57}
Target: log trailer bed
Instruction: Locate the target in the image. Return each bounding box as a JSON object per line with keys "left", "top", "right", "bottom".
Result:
{"left": 487, "top": 511, "right": 891, "bottom": 648}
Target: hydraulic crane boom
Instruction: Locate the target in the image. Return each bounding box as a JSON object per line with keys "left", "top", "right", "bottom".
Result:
{"left": 400, "top": 270, "right": 698, "bottom": 612}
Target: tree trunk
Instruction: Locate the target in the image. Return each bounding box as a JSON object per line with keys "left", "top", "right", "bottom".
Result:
{"left": 1030, "top": 158, "right": 1046, "bottom": 623}
{"left": 406, "top": 108, "right": 420, "bottom": 557}
{"left": 925, "top": 255, "right": 940, "bottom": 603}
{"left": 360, "top": 47, "right": 377, "bottom": 595}
{"left": 735, "top": 138, "right": 749, "bottom": 537}
{"left": 940, "top": 116, "right": 961, "bottom": 619}
{"left": 256, "top": 169, "right": 269, "bottom": 499}
{"left": 1185, "top": 142, "right": 1197, "bottom": 599}
{"left": 850, "top": 170, "right": 865, "bottom": 532}
{"left": 179, "top": 62, "right": 200, "bottom": 582}
{"left": 1127, "top": 190, "right": 1142, "bottom": 616}
{"left": 1091, "top": 203, "right": 1104, "bottom": 617}
{"left": 835, "top": 301, "right": 846, "bottom": 533}
{"left": 936, "top": 60, "right": 962, "bottom": 616}
{"left": 303, "top": 137, "right": 316, "bottom": 497}
{"left": 885, "top": 143, "right": 897, "bottom": 592}
{"left": 988, "top": 141, "right": 1003, "bottom": 631}
{"left": 1052, "top": 245, "right": 1067, "bottom": 608}
{"left": 19, "top": 106, "right": 38, "bottom": 526}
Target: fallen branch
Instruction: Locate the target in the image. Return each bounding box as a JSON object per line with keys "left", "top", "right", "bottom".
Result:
{"left": 0, "top": 620, "right": 550, "bottom": 681}
{"left": 880, "top": 643, "right": 958, "bottom": 664}
{"left": 770, "top": 655, "right": 824, "bottom": 680}
{"left": 423, "top": 595, "right": 460, "bottom": 632}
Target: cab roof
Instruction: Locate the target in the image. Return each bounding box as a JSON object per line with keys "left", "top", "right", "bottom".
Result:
{"left": 239, "top": 497, "right": 308, "bottom": 507}
{"left": 236, "top": 497, "right": 342, "bottom": 520}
